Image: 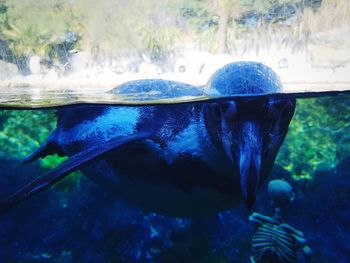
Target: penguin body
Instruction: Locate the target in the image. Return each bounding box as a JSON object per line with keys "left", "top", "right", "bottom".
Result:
{"left": 0, "top": 62, "right": 296, "bottom": 217}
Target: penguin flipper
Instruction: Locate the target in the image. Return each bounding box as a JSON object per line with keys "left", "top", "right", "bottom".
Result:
{"left": 0, "top": 131, "right": 151, "bottom": 214}
{"left": 23, "top": 139, "right": 64, "bottom": 164}
{"left": 22, "top": 130, "right": 67, "bottom": 164}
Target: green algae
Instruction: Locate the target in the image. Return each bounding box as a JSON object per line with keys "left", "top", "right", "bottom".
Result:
{"left": 0, "top": 109, "right": 56, "bottom": 160}
{"left": 0, "top": 109, "right": 80, "bottom": 197}
{"left": 276, "top": 96, "right": 350, "bottom": 180}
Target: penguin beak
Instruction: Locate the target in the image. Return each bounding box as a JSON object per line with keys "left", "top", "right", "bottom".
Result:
{"left": 221, "top": 116, "right": 263, "bottom": 210}
{"left": 238, "top": 122, "right": 262, "bottom": 210}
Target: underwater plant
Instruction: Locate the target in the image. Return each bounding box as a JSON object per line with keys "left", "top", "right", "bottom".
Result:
{"left": 0, "top": 110, "right": 56, "bottom": 160}
{"left": 276, "top": 96, "right": 350, "bottom": 180}
{"left": 0, "top": 110, "right": 79, "bottom": 194}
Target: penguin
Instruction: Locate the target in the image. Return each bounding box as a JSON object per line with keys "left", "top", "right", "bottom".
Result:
{"left": 0, "top": 62, "right": 295, "bottom": 217}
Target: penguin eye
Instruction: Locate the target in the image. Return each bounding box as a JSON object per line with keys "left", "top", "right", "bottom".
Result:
{"left": 268, "top": 98, "right": 295, "bottom": 122}
{"left": 269, "top": 121, "right": 280, "bottom": 137}
{"left": 268, "top": 98, "right": 295, "bottom": 136}
{"left": 222, "top": 101, "right": 237, "bottom": 121}
{"left": 209, "top": 103, "right": 222, "bottom": 122}
{"left": 280, "top": 100, "right": 295, "bottom": 117}
{"left": 267, "top": 98, "right": 281, "bottom": 120}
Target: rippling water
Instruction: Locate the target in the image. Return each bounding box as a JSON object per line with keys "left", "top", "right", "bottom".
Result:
{"left": 1, "top": 81, "right": 350, "bottom": 108}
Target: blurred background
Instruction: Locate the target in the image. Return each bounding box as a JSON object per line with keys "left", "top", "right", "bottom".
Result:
{"left": 0, "top": 0, "right": 349, "bottom": 91}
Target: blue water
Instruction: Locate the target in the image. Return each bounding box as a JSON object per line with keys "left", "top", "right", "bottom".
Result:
{"left": 0, "top": 95, "right": 349, "bottom": 262}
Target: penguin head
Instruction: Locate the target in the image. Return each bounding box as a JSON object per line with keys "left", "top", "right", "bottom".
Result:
{"left": 204, "top": 62, "right": 296, "bottom": 209}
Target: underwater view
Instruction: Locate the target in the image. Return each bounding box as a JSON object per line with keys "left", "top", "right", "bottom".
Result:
{"left": 1, "top": 0, "right": 350, "bottom": 262}
{"left": 0, "top": 64, "right": 350, "bottom": 262}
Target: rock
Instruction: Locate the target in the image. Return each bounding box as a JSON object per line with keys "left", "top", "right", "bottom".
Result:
{"left": 268, "top": 179, "right": 295, "bottom": 208}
